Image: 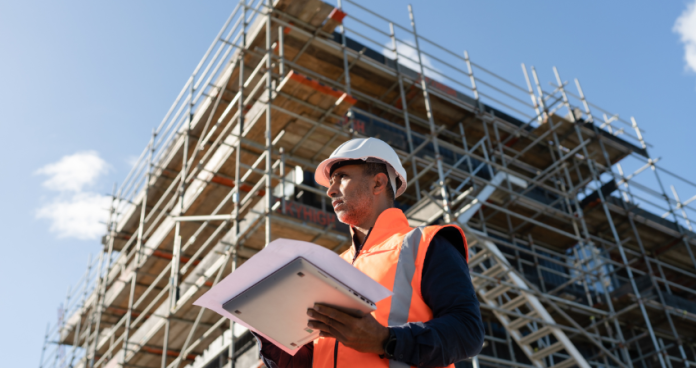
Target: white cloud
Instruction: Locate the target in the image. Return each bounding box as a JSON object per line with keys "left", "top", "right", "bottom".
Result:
{"left": 36, "top": 192, "right": 111, "bottom": 240}
{"left": 35, "top": 151, "right": 109, "bottom": 192}
{"left": 674, "top": 0, "right": 696, "bottom": 73}
{"left": 35, "top": 151, "right": 111, "bottom": 240}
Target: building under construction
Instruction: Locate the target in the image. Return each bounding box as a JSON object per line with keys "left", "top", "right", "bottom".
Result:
{"left": 39, "top": 0, "right": 696, "bottom": 367}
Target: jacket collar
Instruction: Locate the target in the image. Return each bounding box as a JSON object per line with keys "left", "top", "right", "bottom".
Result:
{"left": 349, "top": 208, "right": 411, "bottom": 253}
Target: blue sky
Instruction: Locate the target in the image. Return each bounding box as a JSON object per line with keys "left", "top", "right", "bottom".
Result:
{"left": 1, "top": 1, "right": 695, "bottom": 365}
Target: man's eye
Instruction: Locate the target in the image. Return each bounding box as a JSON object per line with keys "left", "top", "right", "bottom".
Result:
{"left": 330, "top": 174, "right": 346, "bottom": 184}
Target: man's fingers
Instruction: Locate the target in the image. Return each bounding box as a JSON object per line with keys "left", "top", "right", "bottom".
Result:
{"left": 308, "top": 319, "right": 346, "bottom": 338}
{"left": 307, "top": 305, "right": 361, "bottom": 345}
{"left": 307, "top": 319, "right": 332, "bottom": 332}
{"left": 307, "top": 307, "right": 346, "bottom": 327}
{"left": 312, "top": 304, "right": 353, "bottom": 325}
{"left": 307, "top": 309, "right": 336, "bottom": 327}
{"left": 308, "top": 320, "right": 346, "bottom": 342}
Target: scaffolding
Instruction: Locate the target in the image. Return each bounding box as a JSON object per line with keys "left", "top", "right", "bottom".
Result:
{"left": 39, "top": 0, "right": 696, "bottom": 367}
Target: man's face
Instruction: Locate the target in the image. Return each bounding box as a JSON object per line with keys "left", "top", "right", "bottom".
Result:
{"left": 327, "top": 164, "right": 373, "bottom": 226}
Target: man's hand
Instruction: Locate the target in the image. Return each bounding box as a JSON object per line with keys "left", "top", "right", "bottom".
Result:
{"left": 307, "top": 304, "right": 389, "bottom": 354}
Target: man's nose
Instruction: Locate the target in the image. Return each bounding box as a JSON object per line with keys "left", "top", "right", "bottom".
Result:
{"left": 327, "top": 181, "right": 338, "bottom": 198}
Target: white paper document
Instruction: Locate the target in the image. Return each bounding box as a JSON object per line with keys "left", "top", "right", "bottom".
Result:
{"left": 194, "top": 238, "right": 392, "bottom": 355}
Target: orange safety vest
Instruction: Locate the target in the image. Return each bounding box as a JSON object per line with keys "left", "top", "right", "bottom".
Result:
{"left": 312, "top": 208, "right": 468, "bottom": 368}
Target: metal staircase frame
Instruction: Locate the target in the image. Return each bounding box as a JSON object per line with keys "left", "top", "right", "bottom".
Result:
{"left": 406, "top": 171, "right": 618, "bottom": 368}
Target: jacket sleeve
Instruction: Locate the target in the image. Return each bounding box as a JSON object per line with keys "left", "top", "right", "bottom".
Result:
{"left": 253, "top": 332, "right": 313, "bottom": 368}
{"left": 388, "top": 233, "right": 485, "bottom": 367}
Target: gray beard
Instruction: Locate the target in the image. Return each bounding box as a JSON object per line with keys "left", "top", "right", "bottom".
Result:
{"left": 336, "top": 189, "right": 373, "bottom": 227}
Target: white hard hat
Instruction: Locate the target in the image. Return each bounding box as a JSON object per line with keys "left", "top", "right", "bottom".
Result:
{"left": 315, "top": 138, "right": 408, "bottom": 198}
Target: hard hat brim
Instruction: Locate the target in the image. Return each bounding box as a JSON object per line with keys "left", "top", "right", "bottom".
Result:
{"left": 314, "top": 156, "right": 407, "bottom": 198}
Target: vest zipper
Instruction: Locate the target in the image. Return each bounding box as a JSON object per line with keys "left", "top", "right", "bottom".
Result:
{"left": 333, "top": 227, "right": 373, "bottom": 368}
{"left": 329, "top": 227, "right": 376, "bottom": 368}
{"left": 333, "top": 340, "right": 339, "bottom": 368}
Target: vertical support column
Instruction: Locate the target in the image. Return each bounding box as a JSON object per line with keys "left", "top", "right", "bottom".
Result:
{"left": 123, "top": 131, "right": 155, "bottom": 367}
{"left": 138, "top": 131, "right": 155, "bottom": 265}
{"left": 90, "top": 183, "right": 118, "bottom": 368}
{"left": 336, "top": 0, "right": 351, "bottom": 96}
{"left": 408, "top": 5, "right": 451, "bottom": 222}
{"left": 478, "top": 119, "right": 496, "bottom": 191}
{"left": 389, "top": 22, "right": 421, "bottom": 201}
{"left": 280, "top": 148, "right": 286, "bottom": 214}
{"left": 456, "top": 122, "right": 475, "bottom": 201}
{"left": 122, "top": 267, "right": 136, "bottom": 366}
{"left": 55, "top": 288, "right": 69, "bottom": 368}
{"left": 165, "top": 73, "right": 195, "bottom": 366}
{"left": 69, "top": 253, "right": 93, "bottom": 367}
{"left": 336, "top": 0, "right": 355, "bottom": 136}
{"left": 81, "top": 250, "right": 104, "bottom": 367}
{"left": 278, "top": 25, "right": 285, "bottom": 77}
{"left": 170, "top": 233, "right": 182, "bottom": 310}
{"left": 521, "top": 64, "right": 543, "bottom": 125}
{"left": 171, "top": 73, "right": 194, "bottom": 308}
{"left": 234, "top": 0, "right": 247, "bottom": 249}
{"left": 464, "top": 50, "right": 482, "bottom": 111}
{"left": 234, "top": 0, "right": 247, "bottom": 245}
{"left": 161, "top": 320, "right": 170, "bottom": 368}
{"left": 529, "top": 235, "right": 547, "bottom": 293}
{"left": 264, "top": 0, "right": 273, "bottom": 247}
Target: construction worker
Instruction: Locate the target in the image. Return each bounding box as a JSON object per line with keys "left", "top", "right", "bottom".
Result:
{"left": 256, "top": 137, "right": 484, "bottom": 367}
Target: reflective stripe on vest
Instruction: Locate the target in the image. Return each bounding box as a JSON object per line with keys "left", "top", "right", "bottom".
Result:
{"left": 387, "top": 227, "right": 423, "bottom": 368}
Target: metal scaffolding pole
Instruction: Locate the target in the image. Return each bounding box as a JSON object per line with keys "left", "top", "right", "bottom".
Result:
{"left": 265, "top": 0, "right": 273, "bottom": 247}
{"left": 408, "top": 4, "right": 452, "bottom": 223}
{"left": 390, "top": 22, "right": 421, "bottom": 201}
{"left": 228, "top": 247, "right": 238, "bottom": 368}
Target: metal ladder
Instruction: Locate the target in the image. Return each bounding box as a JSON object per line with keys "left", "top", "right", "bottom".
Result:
{"left": 468, "top": 237, "right": 590, "bottom": 368}
{"left": 406, "top": 171, "right": 590, "bottom": 368}
{"left": 458, "top": 172, "right": 589, "bottom": 367}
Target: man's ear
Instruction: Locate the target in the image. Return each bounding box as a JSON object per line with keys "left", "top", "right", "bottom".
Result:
{"left": 372, "top": 173, "right": 389, "bottom": 196}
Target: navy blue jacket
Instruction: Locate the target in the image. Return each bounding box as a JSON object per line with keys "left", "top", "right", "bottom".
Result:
{"left": 256, "top": 231, "right": 484, "bottom": 367}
